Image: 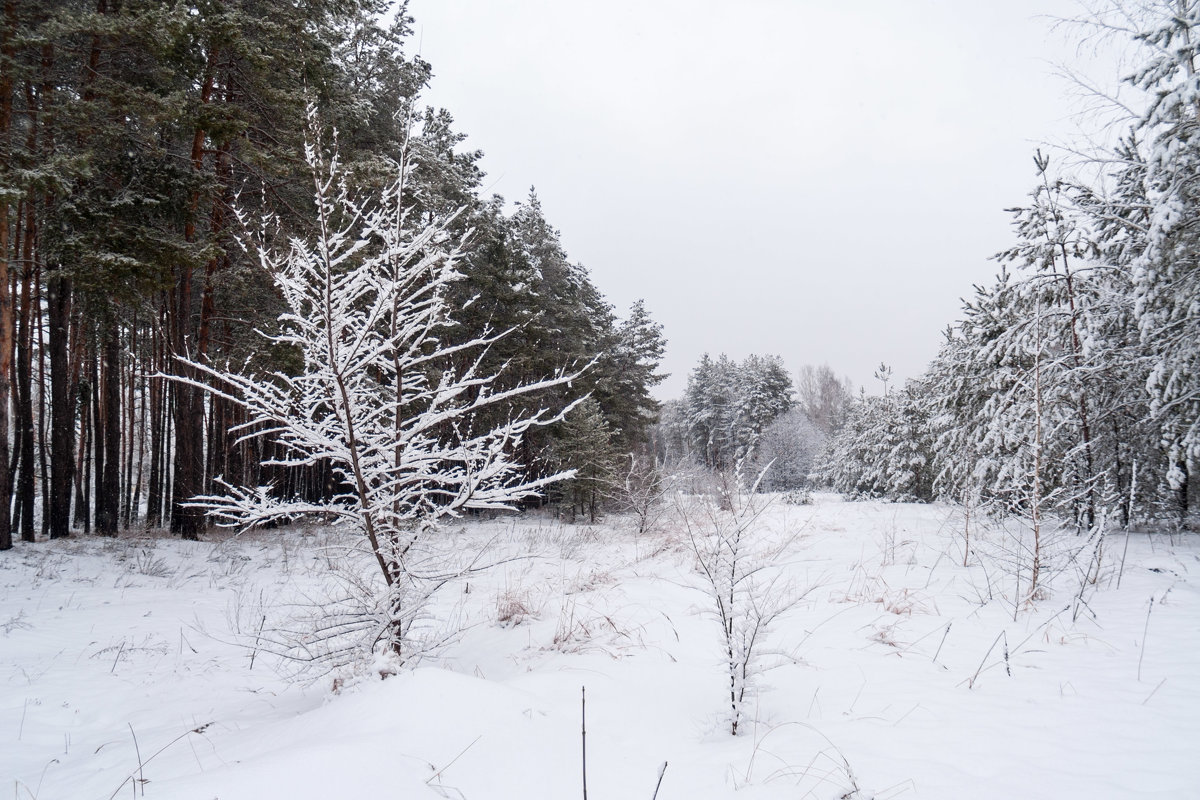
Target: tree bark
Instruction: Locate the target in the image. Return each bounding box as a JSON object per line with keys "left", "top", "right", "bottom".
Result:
{"left": 146, "top": 301, "right": 165, "bottom": 528}
{"left": 15, "top": 202, "right": 34, "bottom": 542}
{"left": 47, "top": 271, "right": 73, "bottom": 538}
{"left": 122, "top": 319, "right": 137, "bottom": 526}
{"left": 97, "top": 321, "right": 120, "bottom": 535}
{"left": 169, "top": 47, "right": 219, "bottom": 541}
{"left": 90, "top": 341, "right": 102, "bottom": 531}
{"left": 0, "top": 0, "right": 15, "bottom": 550}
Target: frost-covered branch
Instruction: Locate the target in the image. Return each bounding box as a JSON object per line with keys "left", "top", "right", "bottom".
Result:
{"left": 174, "top": 104, "right": 585, "bottom": 669}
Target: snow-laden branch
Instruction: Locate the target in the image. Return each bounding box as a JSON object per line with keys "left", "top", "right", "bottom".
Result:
{"left": 171, "top": 106, "right": 586, "bottom": 667}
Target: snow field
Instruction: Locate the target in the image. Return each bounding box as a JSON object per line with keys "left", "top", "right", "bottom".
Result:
{"left": 2, "top": 497, "right": 1197, "bottom": 799}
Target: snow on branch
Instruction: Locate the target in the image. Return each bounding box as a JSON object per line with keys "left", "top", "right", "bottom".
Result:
{"left": 173, "top": 103, "right": 586, "bottom": 667}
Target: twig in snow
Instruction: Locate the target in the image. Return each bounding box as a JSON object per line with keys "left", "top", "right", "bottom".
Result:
{"left": 892, "top": 703, "right": 922, "bottom": 727}
{"left": 1117, "top": 463, "right": 1137, "bottom": 590}
{"left": 106, "top": 723, "right": 212, "bottom": 800}
{"left": 128, "top": 724, "right": 144, "bottom": 797}
{"left": 426, "top": 735, "right": 482, "bottom": 786}
{"left": 1142, "top": 678, "right": 1167, "bottom": 705}
{"left": 581, "top": 686, "right": 588, "bottom": 800}
{"left": 651, "top": 761, "right": 668, "bottom": 800}
{"left": 806, "top": 687, "right": 820, "bottom": 719}
{"left": 1138, "top": 597, "right": 1153, "bottom": 682}
{"left": 932, "top": 622, "right": 952, "bottom": 665}
{"left": 111, "top": 639, "right": 126, "bottom": 674}
{"left": 1117, "top": 530, "right": 1132, "bottom": 590}
{"left": 15, "top": 758, "right": 59, "bottom": 800}
{"left": 967, "top": 630, "right": 1010, "bottom": 689}
{"left": 249, "top": 615, "right": 266, "bottom": 671}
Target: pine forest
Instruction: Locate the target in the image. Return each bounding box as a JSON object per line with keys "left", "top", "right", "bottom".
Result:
{"left": 1, "top": 2, "right": 1198, "bottom": 799}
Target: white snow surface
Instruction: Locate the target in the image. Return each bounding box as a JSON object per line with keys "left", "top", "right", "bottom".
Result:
{"left": 2, "top": 497, "right": 1197, "bottom": 799}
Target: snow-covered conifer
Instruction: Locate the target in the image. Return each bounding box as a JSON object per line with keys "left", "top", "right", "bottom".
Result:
{"left": 1125, "top": 4, "right": 1200, "bottom": 519}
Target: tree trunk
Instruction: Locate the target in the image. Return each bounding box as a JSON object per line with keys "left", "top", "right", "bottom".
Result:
{"left": 170, "top": 338, "right": 205, "bottom": 539}
{"left": 121, "top": 319, "right": 135, "bottom": 526}
{"left": 47, "top": 271, "right": 73, "bottom": 538}
{"left": 130, "top": 339, "right": 147, "bottom": 526}
{"left": 0, "top": 0, "right": 14, "bottom": 550}
{"left": 97, "top": 322, "right": 120, "bottom": 535}
{"left": 146, "top": 302, "right": 165, "bottom": 528}
{"left": 169, "top": 49, "right": 219, "bottom": 541}
{"left": 1176, "top": 459, "right": 1190, "bottom": 529}
{"left": 35, "top": 256, "right": 48, "bottom": 537}
{"left": 90, "top": 342, "right": 103, "bottom": 532}
{"left": 1055, "top": 241, "right": 1096, "bottom": 531}
{"left": 15, "top": 202, "right": 34, "bottom": 542}
{"left": 0, "top": 190, "right": 11, "bottom": 552}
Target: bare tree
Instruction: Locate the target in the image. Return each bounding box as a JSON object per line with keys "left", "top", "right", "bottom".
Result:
{"left": 796, "top": 364, "right": 853, "bottom": 438}
{"left": 179, "top": 106, "right": 583, "bottom": 673}
{"left": 678, "top": 467, "right": 812, "bottom": 735}
{"left": 609, "top": 452, "right": 668, "bottom": 534}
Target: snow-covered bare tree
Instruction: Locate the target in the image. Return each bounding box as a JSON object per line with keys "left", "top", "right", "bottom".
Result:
{"left": 179, "top": 107, "right": 582, "bottom": 671}
{"left": 796, "top": 363, "right": 854, "bottom": 438}
{"left": 610, "top": 451, "right": 669, "bottom": 534}
{"left": 749, "top": 408, "right": 825, "bottom": 492}
{"left": 677, "top": 473, "right": 811, "bottom": 736}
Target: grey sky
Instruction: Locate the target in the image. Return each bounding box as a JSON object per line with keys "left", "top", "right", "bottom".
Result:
{"left": 406, "top": 0, "right": 1112, "bottom": 400}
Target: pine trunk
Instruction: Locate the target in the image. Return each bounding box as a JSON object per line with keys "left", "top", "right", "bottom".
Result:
{"left": 169, "top": 50, "right": 219, "bottom": 541}
{"left": 0, "top": 0, "right": 14, "bottom": 550}
{"left": 145, "top": 303, "right": 165, "bottom": 528}
{"left": 97, "top": 322, "right": 120, "bottom": 535}
{"left": 47, "top": 271, "right": 73, "bottom": 538}
{"left": 90, "top": 343, "right": 103, "bottom": 532}
{"left": 15, "top": 225, "right": 34, "bottom": 542}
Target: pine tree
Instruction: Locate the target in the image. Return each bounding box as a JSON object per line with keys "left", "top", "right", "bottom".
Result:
{"left": 994, "top": 152, "right": 1102, "bottom": 529}
{"left": 684, "top": 353, "right": 793, "bottom": 474}
{"left": 685, "top": 353, "right": 740, "bottom": 470}
{"left": 817, "top": 379, "right": 934, "bottom": 502}
{"left": 1125, "top": 2, "right": 1200, "bottom": 523}
{"left": 599, "top": 299, "right": 667, "bottom": 451}
{"left": 550, "top": 397, "right": 620, "bottom": 523}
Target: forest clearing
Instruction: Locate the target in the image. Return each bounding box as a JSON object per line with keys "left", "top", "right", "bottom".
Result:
{"left": 3, "top": 496, "right": 1196, "bottom": 799}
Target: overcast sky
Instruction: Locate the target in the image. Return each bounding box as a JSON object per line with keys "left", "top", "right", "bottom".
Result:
{"left": 405, "top": 0, "right": 1117, "bottom": 400}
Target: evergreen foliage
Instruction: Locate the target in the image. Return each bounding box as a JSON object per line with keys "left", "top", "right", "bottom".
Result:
{"left": 0, "top": 1, "right": 666, "bottom": 548}
{"left": 548, "top": 397, "right": 621, "bottom": 523}
{"left": 680, "top": 353, "right": 793, "bottom": 472}
{"left": 819, "top": 2, "right": 1200, "bottom": 528}
{"left": 817, "top": 381, "right": 935, "bottom": 502}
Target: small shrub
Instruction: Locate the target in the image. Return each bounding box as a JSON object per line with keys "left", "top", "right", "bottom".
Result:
{"left": 783, "top": 489, "right": 813, "bottom": 506}
{"left": 495, "top": 590, "right": 534, "bottom": 627}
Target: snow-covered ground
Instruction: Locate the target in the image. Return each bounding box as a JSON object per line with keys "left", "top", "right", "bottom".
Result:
{"left": 3, "top": 496, "right": 1197, "bottom": 799}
